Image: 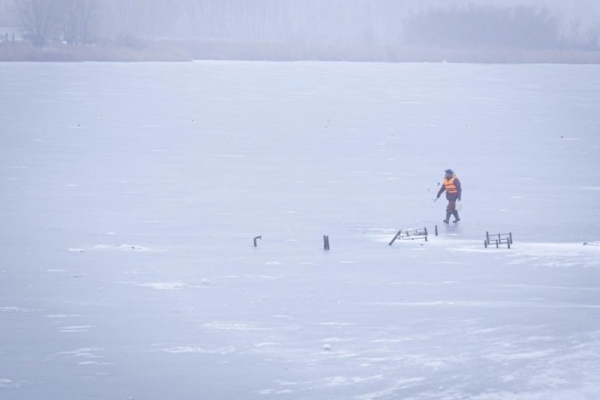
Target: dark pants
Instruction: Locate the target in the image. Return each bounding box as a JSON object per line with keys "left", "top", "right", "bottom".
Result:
{"left": 446, "top": 199, "right": 457, "bottom": 214}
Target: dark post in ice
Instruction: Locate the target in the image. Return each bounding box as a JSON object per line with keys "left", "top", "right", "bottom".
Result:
{"left": 323, "top": 235, "right": 330, "bottom": 250}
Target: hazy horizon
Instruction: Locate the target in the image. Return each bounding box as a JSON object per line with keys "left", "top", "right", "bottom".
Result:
{"left": 1, "top": 0, "right": 599, "bottom": 44}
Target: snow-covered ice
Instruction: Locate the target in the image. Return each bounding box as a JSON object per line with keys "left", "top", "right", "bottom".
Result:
{"left": 1, "top": 61, "right": 600, "bottom": 399}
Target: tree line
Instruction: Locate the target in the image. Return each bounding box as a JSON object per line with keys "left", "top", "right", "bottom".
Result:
{"left": 403, "top": 5, "right": 600, "bottom": 50}
{"left": 2, "top": 0, "right": 411, "bottom": 46}
{"left": 6, "top": 0, "right": 96, "bottom": 47}
{"left": 1, "top": 0, "right": 599, "bottom": 51}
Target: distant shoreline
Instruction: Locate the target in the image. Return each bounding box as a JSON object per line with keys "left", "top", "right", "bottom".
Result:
{"left": 2, "top": 40, "right": 599, "bottom": 64}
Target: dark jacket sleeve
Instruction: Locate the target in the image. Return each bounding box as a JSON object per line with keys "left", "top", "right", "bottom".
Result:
{"left": 455, "top": 179, "right": 462, "bottom": 200}
{"left": 437, "top": 185, "right": 446, "bottom": 198}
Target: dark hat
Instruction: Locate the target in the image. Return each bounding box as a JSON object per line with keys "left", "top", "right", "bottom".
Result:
{"left": 445, "top": 169, "right": 453, "bottom": 174}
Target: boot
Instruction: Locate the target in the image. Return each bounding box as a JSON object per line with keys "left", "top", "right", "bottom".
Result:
{"left": 453, "top": 211, "right": 460, "bottom": 223}
{"left": 443, "top": 213, "right": 451, "bottom": 223}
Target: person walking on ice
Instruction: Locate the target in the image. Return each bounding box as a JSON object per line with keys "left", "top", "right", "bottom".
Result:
{"left": 436, "top": 169, "right": 462, "bottom": 223}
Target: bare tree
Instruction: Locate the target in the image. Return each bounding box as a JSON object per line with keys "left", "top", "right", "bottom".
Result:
{"left": 13, "top": 0, "right": 57, "bottom": 47}
{"left": 584, "top": 23, "right": 600, "bottom": 50}
{"left": 58, "top": 0, "right": 97, "bottom": 45}
{"left": 569, "top": 19, "right": 581, "bottom": 46}
{"left": 402, "top": 5, "right": 561, "bottom": 50}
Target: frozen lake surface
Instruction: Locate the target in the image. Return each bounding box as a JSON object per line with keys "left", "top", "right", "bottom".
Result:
{"left": 1, "top": 61, "right": 600, "bottom": 399}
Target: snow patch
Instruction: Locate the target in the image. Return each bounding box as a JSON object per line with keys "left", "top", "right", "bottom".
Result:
{"left": 258, "top": 388, "right": 294, "bottom": 395}
{"left": 370, "top": 338, "right": 409, "bottom": 344}
{"left": 162, "top": 346, "right": 235, "bottom": 355}
{"left": 91, "top": 244, "right": 161, "bottom": 252}
{"left": 204, "top": 321, "right": 269, "bottom": 331}
{"left": 46, "top": 314, "right": 81, "bottom": 318}
{"left": 486, "top": 349, "right": 556, "bottom": 361}
{"left": 57, "top": 348, "right": 102, "bottom": 358}
{"left": 136, "top": 282, "right": 186, "bottom": 290}
{"left": 321, "top": 337, "right": 355, "bottom": 343}
{"left": 254, "top": 342, "right": 279, "bottom": 348}
{"left": 60, "top": 325, "right": 91, "bottom": 333}
{"left": 310, "top": 322, "right": 355, "bottom": 326}
{"left": 0, "top": 379, "right": 23, "bottom": 388}
{"left": 0, "top": 307, "right": 35, "bottom": 313}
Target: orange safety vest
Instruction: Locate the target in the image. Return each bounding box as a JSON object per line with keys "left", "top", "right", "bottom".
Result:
{"left": 444, "top": 177, "right": 458, "bottom": 194}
